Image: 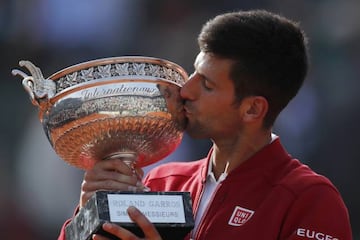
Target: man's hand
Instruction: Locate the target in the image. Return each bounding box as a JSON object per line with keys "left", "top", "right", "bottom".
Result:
{"left": 92, "top": 206, "right": 162, "bottom": 240}
{"left": 80, "top": 158, "right": 145, "bottom": 207}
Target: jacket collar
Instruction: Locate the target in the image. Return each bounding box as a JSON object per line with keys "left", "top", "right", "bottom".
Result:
{"left": 200, "top": 136, "right": 290, "bottom": 182}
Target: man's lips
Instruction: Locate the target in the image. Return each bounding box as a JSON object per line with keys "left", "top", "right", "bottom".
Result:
{"left": 183, "top": 105, "right": 192, "bottom": 116}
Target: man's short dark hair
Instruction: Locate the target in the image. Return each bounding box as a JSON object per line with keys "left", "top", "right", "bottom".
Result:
{"left": 198, "top": 10, "right": 309, "bottom": 128}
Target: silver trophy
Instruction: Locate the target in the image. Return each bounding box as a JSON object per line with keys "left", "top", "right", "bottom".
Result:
{"left": 13, "top": 57, "right": 194, "bottom": 240}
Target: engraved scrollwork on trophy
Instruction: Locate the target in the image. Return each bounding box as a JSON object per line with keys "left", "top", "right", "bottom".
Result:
{"left": 147, "top": 64, "right": 160, "bottom": 78}
{"left": 53, "top": 61, "right": 186, "bottom": 94}
{"left": 97, "top": 64, "right": 112, "bottom": 78}
{"left": 80, "top": 67, "right": 94, "bottom": 82}
{"left": 115, "top": 62, "right": 130, "bottom": 76}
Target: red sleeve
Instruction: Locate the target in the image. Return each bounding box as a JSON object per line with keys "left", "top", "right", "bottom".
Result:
{"left": 57, "top": 206, "right": 80, "bottom": 240}
{"left": 280, "top": 184, "right": 352, "bottom": 240}
{"left": 57, "top": 218, "right": 72, "bottom": 240}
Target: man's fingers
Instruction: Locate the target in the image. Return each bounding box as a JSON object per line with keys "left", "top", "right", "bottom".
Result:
{"left": 135, "top": 168, "right": 144, "bottom": 179}
{"left": 79, "top": 158, "right": 146, "bottom": 208}
{"left": 92, "top": 233, "right": 110, "bottom": 240}
{"left": 97, "top": 207, "right": 162, "bottom": 240}
{"left": 100, "top": 222, "right": 137, "bottom": 240}
{"left": 81, "top": 177, "right": 138, "bottom": 192}
{"left": 127, "top": 206, "right": 162, "bottom": 240}
{"left": 89, "top": 158, "right": 135, "bottom": 177}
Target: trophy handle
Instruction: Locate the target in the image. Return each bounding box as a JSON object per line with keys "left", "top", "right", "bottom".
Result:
{"left": 103, "top": 152, "right": 151, "bottom": 192}
{"left": 12, "top": 60, "right": 56, "bottom": 108}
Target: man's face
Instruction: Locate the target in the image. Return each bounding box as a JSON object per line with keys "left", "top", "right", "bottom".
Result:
{"left": 180, "top": 52, "right": 242, "bottom": 141}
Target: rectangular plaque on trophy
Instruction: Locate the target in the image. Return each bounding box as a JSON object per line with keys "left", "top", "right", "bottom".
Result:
{"left": 65, "top": 191, "right": 194, "bottom": 240}
{"left": 13, "top": 57, "right": 193, "bottom": 240}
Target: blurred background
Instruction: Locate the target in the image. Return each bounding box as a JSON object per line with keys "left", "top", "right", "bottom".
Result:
{"left": 0, "top": 0, "right": 359, "bottom": 239}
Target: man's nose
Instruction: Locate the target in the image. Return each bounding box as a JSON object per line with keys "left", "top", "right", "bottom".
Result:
{"left": 180, "top": 74, "right": 196, "bottom": 100}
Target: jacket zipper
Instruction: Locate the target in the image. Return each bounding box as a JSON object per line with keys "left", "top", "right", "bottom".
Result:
{"left": 192, "top": 180, "right": 223, "bottom": 240}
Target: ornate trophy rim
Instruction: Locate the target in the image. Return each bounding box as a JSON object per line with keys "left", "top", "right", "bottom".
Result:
{"left": 40, "top": 56, "right": 189, "bottom": 106}
{"left": 48, "top": 56, "right": 188, "bottom": 81}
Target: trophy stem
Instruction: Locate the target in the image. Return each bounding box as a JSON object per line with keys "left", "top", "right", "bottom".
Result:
{"left": 103, "top": 152, "right": 150, "bottom": 192}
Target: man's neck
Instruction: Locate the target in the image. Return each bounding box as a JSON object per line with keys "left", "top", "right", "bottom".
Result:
{"left": 211, "top": 131, "right": 272, "bottom": 180}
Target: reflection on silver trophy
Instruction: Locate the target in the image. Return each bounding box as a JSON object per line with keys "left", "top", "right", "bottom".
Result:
{"left": 13, "top": 57, "right": 194, "bottom": 240}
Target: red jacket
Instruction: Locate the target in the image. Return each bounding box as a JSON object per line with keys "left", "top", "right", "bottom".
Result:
{"left": 58, "top": 138, "right": 352, "bottom": 239}
{"left": 144, "top": 138, "right": 352, "bottom": 240}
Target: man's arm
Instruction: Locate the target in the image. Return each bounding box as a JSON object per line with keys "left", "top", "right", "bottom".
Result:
{"left": 281, "top": 184, "right": 352, "bottom": 240}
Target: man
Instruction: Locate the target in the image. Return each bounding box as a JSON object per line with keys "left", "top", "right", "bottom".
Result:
{"left": 58, "top": 9, "right": 352, "bottom": 240}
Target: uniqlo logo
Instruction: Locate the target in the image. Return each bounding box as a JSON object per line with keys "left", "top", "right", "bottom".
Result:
{"left": 228, "top": 206, "right": 254, "bottom": 226}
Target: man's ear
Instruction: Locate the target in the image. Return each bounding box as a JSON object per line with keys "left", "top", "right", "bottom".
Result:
{"left": 241, "top": 96, "right": 268, "bottom": 122}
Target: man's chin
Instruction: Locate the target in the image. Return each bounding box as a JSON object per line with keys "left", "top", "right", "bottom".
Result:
{"left": 185, "top": 126, "right": 207, "bottom": 139}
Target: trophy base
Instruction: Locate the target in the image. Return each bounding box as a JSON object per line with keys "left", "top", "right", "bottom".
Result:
{"left": 65, "top": 191, "right": 194, "bottom": 240}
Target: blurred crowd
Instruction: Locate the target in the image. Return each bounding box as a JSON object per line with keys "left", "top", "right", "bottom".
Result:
{"left": 0, "top": 0, "right": 359, "bottom": 239}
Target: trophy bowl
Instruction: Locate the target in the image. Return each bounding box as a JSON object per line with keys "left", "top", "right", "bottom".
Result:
{"left": 12, "top": 56, "right": 188, "bottom": 170}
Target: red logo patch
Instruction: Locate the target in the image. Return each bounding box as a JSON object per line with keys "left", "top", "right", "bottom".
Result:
{"left": 228, "top": 206, "right": 254, "bottom": 226}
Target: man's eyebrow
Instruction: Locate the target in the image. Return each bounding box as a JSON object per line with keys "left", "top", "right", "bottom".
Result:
{"left": 197, "top": 70, "right": 216, "bottom": 86}
{"left": 192, "top": 58, "right": 215, "bottom": 84}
